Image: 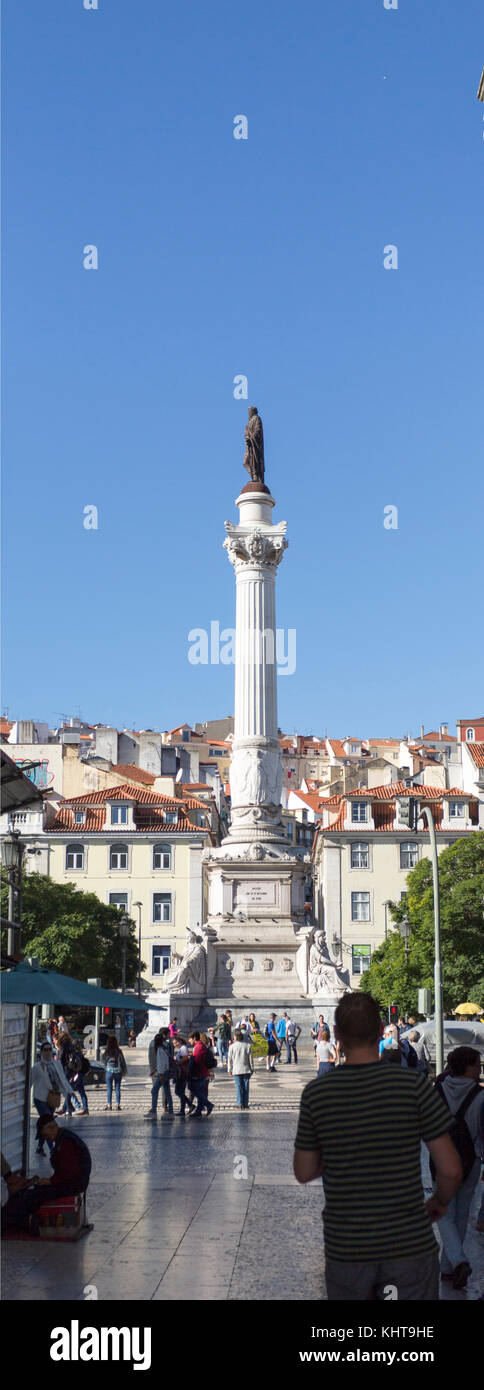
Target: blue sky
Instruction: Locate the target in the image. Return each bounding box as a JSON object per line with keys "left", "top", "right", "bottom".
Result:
{"left": 2, "top": 0, "right": 483, "bottom": 741}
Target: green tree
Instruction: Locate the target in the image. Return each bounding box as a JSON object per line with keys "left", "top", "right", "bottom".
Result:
{"left": 1, "top": 872, "right": 144, "bottom": 989}
{"left": 360, "top": 832, "right": 484, "bottom": 1014}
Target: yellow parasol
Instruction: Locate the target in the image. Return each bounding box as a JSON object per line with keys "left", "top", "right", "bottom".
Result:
{"left": 453, "top": 1002, "right": 481, "bottom": 1016}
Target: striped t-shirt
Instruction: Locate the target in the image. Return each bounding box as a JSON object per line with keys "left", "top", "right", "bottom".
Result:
{"left": 294, "top": 1062, "right": 452, "bottom": 1261}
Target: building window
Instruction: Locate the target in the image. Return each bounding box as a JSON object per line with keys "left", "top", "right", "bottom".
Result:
{"left": 74, "top": 812, "right": 85, "bottom": 825}
{"left": 301, "top": 810, "right": 308, "bottom": 822}
{"left": 352, "top": 945, "right": 371, "bottom": 975}
{"left": 351, "top": 842, "right": 369, "bottom": 869}
{"left": 164, "top": 812, "right": 177, "bottom": 824}
{"left": 109, "top": 893, "right": 128, "bottom": 912}
{"left": 110, "top": 843, "right": 128, "bottom": 870}
{"left": 400, "top": 841, "right": 419, "bottom": 870}
{"left": 153, "top": 843, "right": 172, "bottom": 870}
{"left": 351, "top": 801, "right": 367, "bottom": 823}
{"left": 351, "top": 891, "right": 370, "bottom": 922}
{"left": 449, "top": 801, "right": 465, "bottom": 818}
{"left": 466, "top": 728, "right": 475, "bottom": 742}
{"left": 152, "top": 945, "right": 171, "bottom": 976}
{"left": 111, "top": 805, "right": 128, "bottom": 825}
{"left": 182, "top": 730, "right": 189, "bottom": 742}
{"left": 153, "top": 893, "right": 172, "bottom": 923}
{"left": 66, "top": 843, "right": 84, "bottom": 869}
{"left": 209, "top": 748, "right": 218, "bottom": 756}
{"left": 350, "top": 744, "right": 359, "bottom": 754}
{"left": 286, "top": 823, "right": 293, "bottom": 839}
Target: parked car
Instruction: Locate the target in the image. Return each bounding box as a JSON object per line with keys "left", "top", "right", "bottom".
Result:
{"left": 401, "top": 1019, "right": 484, "bottom": 1069}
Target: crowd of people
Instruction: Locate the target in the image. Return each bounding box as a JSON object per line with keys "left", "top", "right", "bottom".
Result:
{"left": 2, "top": 998, "right": 482, "bottom": 1298}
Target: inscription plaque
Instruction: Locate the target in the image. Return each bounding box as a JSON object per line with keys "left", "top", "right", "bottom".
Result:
{"left": 235, "top": 881, "right": 277, "bottom": 906}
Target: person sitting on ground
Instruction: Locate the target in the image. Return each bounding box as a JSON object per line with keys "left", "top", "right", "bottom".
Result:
{"left": 294, "top": 991, "right": 462, "bottom": 1302}
{"left": 1, "top": 1117, "right": 91, "bottom": 1235}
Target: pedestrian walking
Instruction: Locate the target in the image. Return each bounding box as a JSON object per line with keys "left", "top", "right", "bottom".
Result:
{"left": 31, "top": 1043, "right": 74, "bottom": 1155}
{"left": 187, "top": 1031, "right": 214, "bottom": 1118}
{"left": 436, "top": 1046, "right": 483, "bottom": 1289}
{"left": 228, "top": 1030, "right": 254, "bottom": 1109}
{"left": 145, "top": 1030, "right": 174, "bottom": 1119}
{"left": 103, "top": 1035, "right": 126, "bottom": 1111}
{"left": 285, "top": 1013, "right": 301, "bottom": 1064}
{"left": 58, "top": 1034, "right": 90, "bottom": 1115}
{"left": 294, "top": 992, "right": 462, "bottom": 1301}
{"left": 173, "top": 1036, "right": 192, "bottom": 1116}
{"left": 45, "top": 1018, "right": 59, "bottom": 1058}
{"left": 264, "top": 1014, "right": 280, "bottom": 1072}
{"left": 405, "top": 1029, "right": 431, "bottom": 1076}
{"left": 275, "top": 1013, "right": 286, "bottom": 1062}
{"left": 248, "top": 1012, "right": 260, "bottom": 1035}
{"left": 169, "top": 1017, "right": 179, "bottom": 1039}
{"left": 216, "top": 1013, "right": 232, "bottom": 1068}
{"left": 315, "top": 1027, "right": 336, "bottom": 1077}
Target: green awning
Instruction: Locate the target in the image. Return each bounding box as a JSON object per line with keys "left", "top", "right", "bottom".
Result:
{"left": 0, "top": 959, "right": 163, "bottom": 1010}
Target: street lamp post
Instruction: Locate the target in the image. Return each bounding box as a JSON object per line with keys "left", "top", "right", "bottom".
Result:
{"left": 1, "top": 831, "right": 25, "bottom": 957}
{"left": 119, "top": 913, "right": 130, "bottom": 995}
{"left": 398, "top": 913, "right": 412, "bottom": 964}
{"left": 133, "top": 901, "right": 142, "bottom": 997}
{"left": 416, "top": 805, "right": 443, "bottom": 1078}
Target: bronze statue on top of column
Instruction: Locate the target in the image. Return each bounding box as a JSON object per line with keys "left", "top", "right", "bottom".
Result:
{"left": 243, "top": 407, "right": 265, "bottom": 485}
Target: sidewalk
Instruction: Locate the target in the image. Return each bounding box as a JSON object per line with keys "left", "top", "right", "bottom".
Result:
{"left": 2, "top": 1056, "right": 482, "bottom": 1301}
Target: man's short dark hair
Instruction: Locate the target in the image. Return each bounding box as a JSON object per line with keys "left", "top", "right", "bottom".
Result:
{"left": 448, "top": 1046, "right": 480, "bottom": 1076}
{"left": 335, "top": 993, "right": 382, "bottom": 1047}
{"left": 271, "top": 1013, "right": 276, "bottom": 1019}
{"left": 190, "top": 1030, "right": 200, "bottom": 1042}
{"left": 234, "top": 1029, "right": 243, "bottom": 1041}
{"left": 36, "top": 1114, "right": 56, "bottom": 1139}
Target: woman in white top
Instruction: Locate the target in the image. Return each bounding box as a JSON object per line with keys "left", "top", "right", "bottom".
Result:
{"left": 31, "top": 1043, "right": 74, "bottom": 1155}
{"left": 315, "top": 1028, "right": 336, "bottom": 1078}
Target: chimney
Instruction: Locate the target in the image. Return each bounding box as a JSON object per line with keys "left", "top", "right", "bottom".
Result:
{"left": 440, "top": 723, "right": 449, "bottom": 737}
{"left": 420, "top": 724, "right": 424, "bottom": 739}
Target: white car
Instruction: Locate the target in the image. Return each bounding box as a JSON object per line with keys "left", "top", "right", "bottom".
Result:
{"left": 401, "top": 1019, "right": 484, "bottom": 1066}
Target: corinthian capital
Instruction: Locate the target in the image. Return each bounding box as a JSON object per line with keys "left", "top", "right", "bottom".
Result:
{"left": 224, "top": 524, "right": 288, "bottom": 570}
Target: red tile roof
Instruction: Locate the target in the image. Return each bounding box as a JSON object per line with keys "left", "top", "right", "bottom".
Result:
{"left": 0, "top": 720, "right": 13, "bottom": 738}
{"left": 466, "top": 743, "right": 484, "bottom": 768}
{"left": 367, "top": 738, "right": 400, "bottom": 747}
{"left": 112, "top": 764, "right": 156, "bottom": 785}
{"left": 346, "top": 782, "right": 467, "bottom": 800}
{"left": 421, "top": 731, "right": 457, "bottom": 743}
{"left": 327, "top": 739, "right": 348, "bottom": 759}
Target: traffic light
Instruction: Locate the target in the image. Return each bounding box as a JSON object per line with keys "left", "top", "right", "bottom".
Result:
{"left": 398, "top": 797, "right": 416, "bottom": 830}
{"left": 389, "top": 1003, "right": 398, "bottom": 1023}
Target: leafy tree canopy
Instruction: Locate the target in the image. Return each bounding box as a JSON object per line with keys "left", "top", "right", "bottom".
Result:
{"left": 1, "top": 872, "right": 144, "bottom": 990}
{"left": 359, "top": 832, "right": 484, "bottom": 1014}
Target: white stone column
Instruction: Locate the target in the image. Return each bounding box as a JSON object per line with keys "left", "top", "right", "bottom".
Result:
{"left": 223, "top": 488, "right": 288, "bottom": 844}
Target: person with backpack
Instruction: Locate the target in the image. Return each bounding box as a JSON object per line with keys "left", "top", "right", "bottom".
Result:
{"left": 103, "top": 1035, "right": 127, "bottom": 1112}
{"left": 58, "top": 1034, "right": 90, "bottom": 1115}
{"left": 216, "top": 1014, "right": 232, "bottom": 1068}
{"left": 173, "top": 1035, "right": 194, "bottom": 1117}
{"left": 264, "top": 1014, "right": 280, "bottom": 1072}
{"left": 435, "top": 1046, "right": 483, "bottom": 1289}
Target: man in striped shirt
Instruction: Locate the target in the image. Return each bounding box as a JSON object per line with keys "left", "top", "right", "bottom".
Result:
{"left": 294, "top": 993, "right": 462, "bottom": 1300}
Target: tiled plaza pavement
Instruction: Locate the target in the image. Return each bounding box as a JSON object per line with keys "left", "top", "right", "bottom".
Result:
{"left": 2, "top": 1053, "right": 483, "bottom": 1301}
